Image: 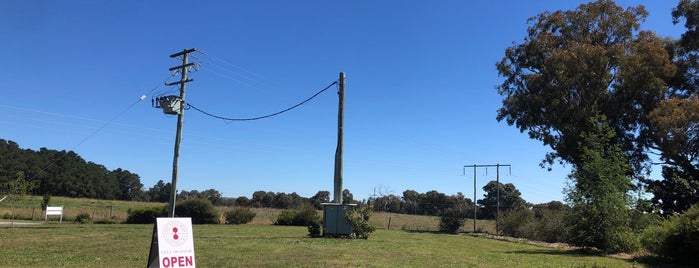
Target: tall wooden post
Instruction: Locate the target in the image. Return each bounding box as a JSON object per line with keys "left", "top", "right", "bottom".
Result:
{"left": 333, "top": 72, "right": 345, "bottom": 204}
{"left": 165, "top": 48, "right": 196, "bottom": 217}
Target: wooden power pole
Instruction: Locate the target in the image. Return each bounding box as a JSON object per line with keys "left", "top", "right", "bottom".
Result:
{"left": 164, "top": 48, "right": 196, "bottom": 217}
{"left": 333, "top": 72, "right": 345, "bottom": 204}
{"left": 463, "top": 163, "right": 511, "bottom": 234}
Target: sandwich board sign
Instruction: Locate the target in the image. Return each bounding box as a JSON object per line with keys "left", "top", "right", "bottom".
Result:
{"left": 147, "top": 218, "right": 196, "bottom": 268}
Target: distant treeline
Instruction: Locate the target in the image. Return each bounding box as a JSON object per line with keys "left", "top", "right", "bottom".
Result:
{"left": 1, "top": 139, "right": 536, "bottom": 220}
{"left": 0, "top": 139, "right": 143, "bottom": 200}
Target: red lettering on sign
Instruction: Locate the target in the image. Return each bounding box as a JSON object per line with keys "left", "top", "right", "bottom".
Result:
{"left": 161, "top": 256, "right": 194, "bottom": 267}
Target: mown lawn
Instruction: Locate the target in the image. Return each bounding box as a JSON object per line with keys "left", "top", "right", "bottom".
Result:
{"left": 0, "top": 223, "right": 651, "bottom": 267}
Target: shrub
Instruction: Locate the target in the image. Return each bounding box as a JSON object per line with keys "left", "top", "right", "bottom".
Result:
{"left": 126, "top": 206, "right": 166, "bottom": 224}
{"left": 224, "top": 207, "right": 256, "bottom": 225}
{"left": 307, "top": 219, "right": 322, "bottom": 237}
{"left": 439, "top": 207, "right": 467, "bottom": 233}
{"left": 275, "top": 210, "right": 297, "bottom": 225}
{"left": 531, "top": 209, "right": 568, "bottom": 243}
{"left": 175, "top": 198, "right": 220, "bottom": 224}
{"left": 500, "top": 209, "right": 533, "bottom": 237}
{"left": 641, "top": 203, "right": 699, "bottom": 266}
{"left": 74, "top": 213, "right": 92, "bottom": 224}
{"left": 346, "top": 206, "right": 376, "bottom": 239}
{"left": 40, "top": 194, "right": 51, "bottom": 211}
{"left": 275, "top": 206, "right": 320, "bottom": 226}
{"left": 293, "top": 205, "right": 321, "bottom": 226}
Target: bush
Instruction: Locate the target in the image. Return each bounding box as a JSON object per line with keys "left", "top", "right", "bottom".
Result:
{"left": 307, "top": 219, "right": 322, "bottom": 237}
{"left": 275, "top": 206, "right": 320, "bottom": 226}
{"left": 439, "top": 207, "right": 467, "bottom": 233}
{"left": 224, "top": 207, "right": 256, "bottom": 225}
{"left": 175, "top": 198, "right": 220, "bottom": 224}
{"left": 126, "top": 206, "right": 166, "bottom": 224}
{"left": 294, "top": 205, "right": 321, "bottom": 226}
{"left": 500, "top": 209, "right": 533, "bottom": 237}
{"left": 346, "top": 206, "right": 376, "bottom": 239}
{"left": 641, "top": 203, "right": 699, "bottom": 266}
{"left": 275, "top": 210, "right": 297, "bottom": 225}
{"left": 74, "top": 213, "right": 92, "bottom": 224}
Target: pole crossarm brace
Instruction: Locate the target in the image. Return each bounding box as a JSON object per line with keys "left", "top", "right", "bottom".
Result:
{"left": 170, "top": 48, "right": 197, "bottom": 58}
{"left": 463, "top": 163, "right": 512, "bottom": 234}
{"left": 169, "top": 62, "right": 196, "bottom": 72}
{"left": 165, "top": 78, "right": 193, "bottom": 86}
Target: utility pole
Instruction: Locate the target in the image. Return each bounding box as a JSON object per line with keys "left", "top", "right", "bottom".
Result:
{"left": 463, "top": 163, "right": 511, "bottom": 234}
{"left": 333, "top": 72, "right": 345, "bottom": 204}
{"left": 164, "top": 48, "right": 196, "bottom": 217}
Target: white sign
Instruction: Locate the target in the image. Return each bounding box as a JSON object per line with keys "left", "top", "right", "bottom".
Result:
{"left": 156, "top": 218, "right": 196, "bottom": 268}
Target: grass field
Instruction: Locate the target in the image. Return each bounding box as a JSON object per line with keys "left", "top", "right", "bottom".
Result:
{"left": 0, "top": 196, "right": 675, "bottom": 267}
{"left": 1, "top": 196, "right": 496, "bottom": 233}
{"left": 0, "top": 224, "right": 650, "bottom": 267}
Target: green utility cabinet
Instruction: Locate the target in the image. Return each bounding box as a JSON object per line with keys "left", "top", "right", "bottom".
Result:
{"left": 322, "top": 203, "right": 356, "bottom": 237}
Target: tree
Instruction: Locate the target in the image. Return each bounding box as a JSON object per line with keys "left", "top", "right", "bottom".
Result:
{"left": 341, "top": 189, "right": 354, "bottom": 204}
{"left": 147, "top": 180, "right": 171, "bottom": 203}
{"left": 669, "top": 0, "right": 698, "bottom": 94}
{"left": 418, "top": 190, "right": 449, "bottom": 216}
{"left": 477, "top": 181, "right": 527, "bottom": 220}
{"left": 565, "top": 116, "right": 637, "bottom": 253}
{"left": 235, "top": 196, "right": 250, "bottom": 207}
{"left": 643, "top": 0, "right": 699, "bottom": 215}
{"left": 2, "top": 171, "right": 35, "bottom": 227}
{"left": 309, "top": 190, "right": 330, "bottom": 209}
{"left": 199, "top": 189, "right": 223, "bottom": 206}
{"left": 400, "top": 190, "right": 420, "bottom": 214}
{"left": 447, "top": 192, "right": 475, "bottom": 219}
{"left": 495, "top": 0, "right": 675, "bottom": 174}
{"left": 372, "top": 195, "right": 401, "bottom": 213}
{"left": 107, "top": 168, "right": 143, "bottom": 201}
{"left": 646, "top": 96, "right": 699, "bottom": 215}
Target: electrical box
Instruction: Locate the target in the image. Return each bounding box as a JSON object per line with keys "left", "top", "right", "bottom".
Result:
{"left": 159, "top": 95, "right": 182, "bottom": 115}
{"left": 322, "top": 203, "right": 356, "bottom": 237}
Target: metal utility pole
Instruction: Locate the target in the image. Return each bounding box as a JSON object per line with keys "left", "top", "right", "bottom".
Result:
{"left": 333, "top": 72, "right": 345, "bottom": 204}
{"left": 463, "top": 163, "right": 511, "bottom": 234}
{"left": 164, "top": 48, "right": 196, "bottom": 217}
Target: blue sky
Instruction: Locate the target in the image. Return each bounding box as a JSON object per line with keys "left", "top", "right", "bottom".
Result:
{"left": 1, "top": 1, "right": 686, "bottom": 204}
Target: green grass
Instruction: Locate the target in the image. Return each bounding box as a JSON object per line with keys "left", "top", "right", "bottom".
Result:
{"left": 0, "top": 224, "right": 650, "bottom": 268}
{"left": 1, "top": 196, "right": 163, "bottom": 222}
{"left": 0, "top": 196, "right": 674, "bottom": 267}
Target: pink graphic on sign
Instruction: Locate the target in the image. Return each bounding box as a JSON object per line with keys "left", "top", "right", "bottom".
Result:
{"left": 162, "top": 220, "right": 188, "bottom": 247}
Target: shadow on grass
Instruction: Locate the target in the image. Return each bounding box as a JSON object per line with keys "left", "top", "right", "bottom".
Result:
{"left": 508, "top": 248, "right": 688, "bottom": 268}
{"left": 403, "top": 229, "right": 443, "bottom": 234}
{"left": 507, "top": 248, "right": 600, "bottom": 257}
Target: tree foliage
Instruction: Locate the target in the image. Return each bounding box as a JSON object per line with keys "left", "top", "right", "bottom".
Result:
{"left": 147, "top": 180, "right": 171, "bottom": 203}
{"left": 174, "top": 198, "right": 220, "bottom": 224}
{"left": 644, "top": 0, "right": 699, "bottom": 215}
{"left": 565, "top": 116, "right": 637, "bottom": 253}
{"left": 495, "top": 0, "right": 675, "bottom": 174}
{"left": 477, "top": 181, "right": 527, "bottom": 220}
{"left": 641, "top": 202, "right": 699, "bottom": 266}
{"left": 0, "top": 139, "right": 145, "bottom": 201}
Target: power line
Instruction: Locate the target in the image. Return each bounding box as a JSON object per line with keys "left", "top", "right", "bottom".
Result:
{"left": 186, "top": 80, "right": 338, "bottom": 121}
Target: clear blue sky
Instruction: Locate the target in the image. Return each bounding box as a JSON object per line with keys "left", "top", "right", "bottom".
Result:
{"left": 1, "top": 1, "right": 685, "bottom": 204}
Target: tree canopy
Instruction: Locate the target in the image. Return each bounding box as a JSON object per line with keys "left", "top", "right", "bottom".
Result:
{"left": 477, "top": 181, "right": 527, "bottom": 220}
{"left": 0, "top": 139, "right": 144, "bottom": 201}
{"left": 496, "top": 0, "right": 676, "bottom": 174}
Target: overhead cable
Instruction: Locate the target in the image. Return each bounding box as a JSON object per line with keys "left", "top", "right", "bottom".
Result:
{"left": 186, "top": 80, "right": 338, "bottom": 121}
